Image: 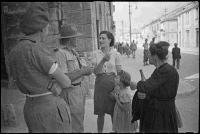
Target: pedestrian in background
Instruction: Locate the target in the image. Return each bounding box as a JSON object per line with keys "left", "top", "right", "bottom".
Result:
{"left": 131, "top": 41, "right": 180, "bottom": 133}
{"left": 118, "top": 43, "right": 123, "bottom": 55}
{"left": 172, "top": 43, "right": 181, "bottom": 69}
{"left": 112, "top": 70, "right": 138, "bottom": 133}
{"left": 91, "top": 31, "right": 122, "bottom": 133}
{"left": 149, "top": 37, "right": 155, "bottom": 46}
{"left": 53, "top": 24, "right": 93, "bottom": 133}
{"left": 9, "top": 3, "right": 73, "bottom": 133}
{"left": 143, "top": 39, "right": 149, "bottom": 65}
{"left": 125, "top": 42, "right": 130, "bottom": 58}
{"left": 130, "top": 40, "right": 137, "bottom": 58}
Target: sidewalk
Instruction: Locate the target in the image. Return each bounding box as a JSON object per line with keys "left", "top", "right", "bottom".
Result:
{"left": 1, "top": 49, "right": 198, "bottom": 133}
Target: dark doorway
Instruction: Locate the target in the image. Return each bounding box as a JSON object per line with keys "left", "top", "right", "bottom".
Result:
{"left": 1, "top": 35, "right": 8, "bottom": 80}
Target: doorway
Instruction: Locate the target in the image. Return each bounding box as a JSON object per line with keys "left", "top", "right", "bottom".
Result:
{"left": 196, "top": 28, "right": 199, "bottom": 47}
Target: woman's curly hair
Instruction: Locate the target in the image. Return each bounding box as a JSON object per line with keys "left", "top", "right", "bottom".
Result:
{"left": 118, "top": 70, "right": 131, "bottom": 87}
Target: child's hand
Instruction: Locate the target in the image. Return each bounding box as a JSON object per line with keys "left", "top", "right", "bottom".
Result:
{"left": 114, "top": 91, "right": 119, "bottom": 99}
{"left": 130, "top": 81, "right": 137, "bottom": 91}
{"left": 110, "top": 91, "right": 115, "bottom": 100}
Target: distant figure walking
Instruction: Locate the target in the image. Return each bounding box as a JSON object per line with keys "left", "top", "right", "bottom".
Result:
{"left": 172, "top": 43, "right": 181, "bottom": 69}
{"left": 130, "top": 40, "right": 137, "bottom": 58}
{"left": 118, "top": 43, "right": 123, "bottom": 55}
{"left": 125, "top": 42, "right": 130, "bottom": 58}
{"left": 143, "top": 39, "right": 149, "bottom": 66}
{"left": 149, "top": 37, "right": 155, "bottom": 46}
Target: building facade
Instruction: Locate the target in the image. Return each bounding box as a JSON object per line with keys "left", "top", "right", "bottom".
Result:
{"left": 141, "top": 2, "right": 199, "bottom": 50}
{"left": 176, "top": 2, "right": 199, "bottom": 48}
{"left": 1, "top": 2, "right": 115, "bottom": 89}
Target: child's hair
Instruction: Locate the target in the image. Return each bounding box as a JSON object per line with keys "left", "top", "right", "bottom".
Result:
{"left": 118, "top": 70, "right": 131, "bottom": 87}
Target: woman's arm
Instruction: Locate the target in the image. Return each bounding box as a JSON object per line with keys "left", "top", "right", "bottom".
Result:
{"left": 137, "top": 67, "right": 170, "bottom": 93}
{"left": 93, "top": 59, "right": 106, "bottom": 75}
{"left": 93, "top": 53, "right": 111, "bottom": 75}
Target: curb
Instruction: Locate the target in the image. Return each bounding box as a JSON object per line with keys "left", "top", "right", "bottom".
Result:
{"left": 176, "top": 87, "right": 197, "bottom": 99}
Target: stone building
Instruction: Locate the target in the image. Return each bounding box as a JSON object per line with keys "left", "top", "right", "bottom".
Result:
{"left": 1, "top": 2, "right": 115, "bottom": 90}
{"left": 176, "top": 1, "right": 199, "bottom": 48}
{"left": 141, "top": 2, "right": 199, "bottom": 50}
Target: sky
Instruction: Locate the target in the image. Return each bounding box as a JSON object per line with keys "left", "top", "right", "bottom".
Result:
{"left": 113, "top": 2, "right": 190, "bottom": 29}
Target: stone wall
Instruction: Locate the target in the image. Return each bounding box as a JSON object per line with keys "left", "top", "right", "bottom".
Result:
{"left": 1, "top": 2, "right": 115, "bottom": 92}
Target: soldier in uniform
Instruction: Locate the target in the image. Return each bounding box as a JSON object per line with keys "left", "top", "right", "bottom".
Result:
{"left": 53, "top": 24, "right": 93, "bottom": 133}
{"left": 9, "top": 3, "right": 72, "bottom": 133}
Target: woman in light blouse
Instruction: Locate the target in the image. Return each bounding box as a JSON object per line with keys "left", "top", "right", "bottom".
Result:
{"left": 91, "top": 31, "right": 122, "bottom": 133}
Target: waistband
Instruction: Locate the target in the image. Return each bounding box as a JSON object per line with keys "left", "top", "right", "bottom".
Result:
{"left": 26, "top": 92, "right": 53, "bottom": 98}
{"left": 97, "top": 72, "right": 115, "bottom": 77}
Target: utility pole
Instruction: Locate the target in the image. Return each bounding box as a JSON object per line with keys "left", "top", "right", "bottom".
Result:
{"left": 129, "top": 2, "right": 132, "bottom": 46}
{"left": 164, "top": 7, "right": 167, "bottom": 41}
{"left": 121, "top": 20, "right": 124, "bottom": 41}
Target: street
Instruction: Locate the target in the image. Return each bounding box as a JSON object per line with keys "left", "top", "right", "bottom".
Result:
{"left": 1, "top": 48, "right": 199, "bottom": 133}
{"left": 84, "top": 48, "right": 199, "bottom": 133}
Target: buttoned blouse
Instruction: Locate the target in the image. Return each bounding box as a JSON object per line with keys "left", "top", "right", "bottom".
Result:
{"left": 91, "top": 47, "right": 122, "bottom": 74}
{"left": 54, "top": 47, "right": 84, "bottom": 84}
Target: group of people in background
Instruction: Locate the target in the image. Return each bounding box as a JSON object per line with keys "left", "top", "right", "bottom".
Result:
{"left": 9, "top": 3, "right": 182, "bottom": 133}
{"left": 115, "top": 40, "right": 138, "bottom": 58}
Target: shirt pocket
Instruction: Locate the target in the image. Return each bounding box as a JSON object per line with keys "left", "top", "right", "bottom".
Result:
{"left": 66, "top": 56, "right": 75, "bottom": 73}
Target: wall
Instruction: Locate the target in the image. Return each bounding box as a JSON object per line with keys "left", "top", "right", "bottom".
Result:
{"left": 178, "top": 3, "right": 199, "bottom": 48}
{"left": 1, "top": 2, "right": 115, "bottom": 90}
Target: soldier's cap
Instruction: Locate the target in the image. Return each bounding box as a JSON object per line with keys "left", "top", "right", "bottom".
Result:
{"left": 20, "top": 3, "right": 49, "bottom": 35}
{"left": 58, "top": 24, "right": 82, "bottom": 39}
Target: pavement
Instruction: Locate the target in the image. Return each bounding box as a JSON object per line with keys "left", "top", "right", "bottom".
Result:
{"left": 1, "top": 47, "right": 198, "bottom": 133}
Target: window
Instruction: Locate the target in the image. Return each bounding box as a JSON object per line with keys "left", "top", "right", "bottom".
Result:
{"left": 196, "top": 7, "right": 199, "bottom": 20}
{"left": 186, "top": 12, "right": 189, "bottom": 24}
{"left": 196, "top": 28, "right": 199, "bottom": 47}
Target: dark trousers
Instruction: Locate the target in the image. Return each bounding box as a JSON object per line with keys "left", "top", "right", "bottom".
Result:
{"left": 132, "top": 50, "right": 136, "bottom": 58}
{"left": 173, "top": 58, "right": 180, "bottom": 69}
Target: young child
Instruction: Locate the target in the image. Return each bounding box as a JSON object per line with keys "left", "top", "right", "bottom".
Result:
{"left": 111, "top": 70, "right": 138, "bottom": 133}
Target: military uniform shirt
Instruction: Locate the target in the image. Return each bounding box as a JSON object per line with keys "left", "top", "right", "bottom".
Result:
{"left": 9, "top": 37, "right": 57, "bottom": 95}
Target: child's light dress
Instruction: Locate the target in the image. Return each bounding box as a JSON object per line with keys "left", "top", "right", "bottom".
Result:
{"left": 112, "top": 87, "right": 138, "bottom": 133}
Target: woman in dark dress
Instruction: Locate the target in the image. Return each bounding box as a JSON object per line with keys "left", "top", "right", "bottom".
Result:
{"left": 131, "top": 41, "right": 179, "bottom": 133}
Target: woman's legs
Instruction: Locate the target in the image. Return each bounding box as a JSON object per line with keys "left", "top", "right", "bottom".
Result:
{"left": 97, "top": 114, "right": 105, "bottom": 133}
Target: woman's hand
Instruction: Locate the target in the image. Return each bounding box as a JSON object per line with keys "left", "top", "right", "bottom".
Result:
{"left": 102, "top": 53, "right": 111, "bottom": 62}
{"left": 137, "top": 92, "right": 146, "bottom": 99}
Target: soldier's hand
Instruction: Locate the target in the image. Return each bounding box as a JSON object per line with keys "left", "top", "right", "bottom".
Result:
{"left": 47, "top": 80, "right": 62, "bottom": 96}
{"left": 82, "top": 65, "right": 94, "bottom": 76}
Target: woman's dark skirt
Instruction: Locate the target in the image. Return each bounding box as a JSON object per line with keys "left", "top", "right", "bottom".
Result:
{"left": 93, "top": 74, "right": 116, "bottom": 115}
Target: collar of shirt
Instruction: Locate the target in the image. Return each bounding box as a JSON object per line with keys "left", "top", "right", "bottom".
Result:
{"left": 97, "top": 47, "right": 114, "bottom": 55}
{"left": 19, "top": 36, "right": 37, "bottom": 43}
